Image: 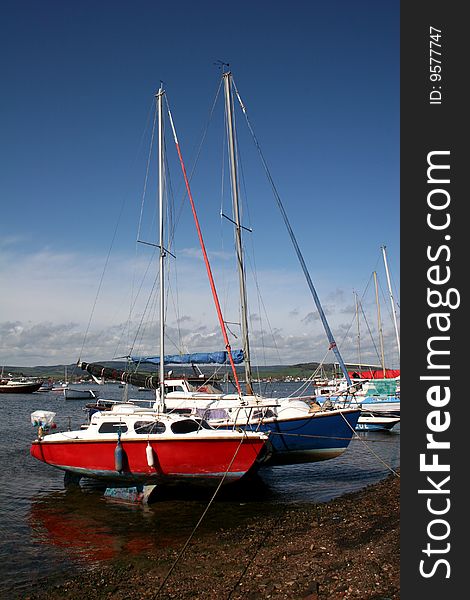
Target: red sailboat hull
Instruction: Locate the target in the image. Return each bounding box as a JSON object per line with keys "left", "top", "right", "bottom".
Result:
{"left": 30, "top": 436, "right": 267, "bottom": 485}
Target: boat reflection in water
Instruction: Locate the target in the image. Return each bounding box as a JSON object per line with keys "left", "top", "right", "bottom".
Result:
{"left": 29, "top": 491, "right": 159, "bottom": 566}
{"left": 27, "top": 474, "right": 276, "bottom": 568}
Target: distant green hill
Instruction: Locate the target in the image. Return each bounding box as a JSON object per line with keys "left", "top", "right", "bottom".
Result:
{"left": 2, "top": 361, "right": 340, "bottom": 381}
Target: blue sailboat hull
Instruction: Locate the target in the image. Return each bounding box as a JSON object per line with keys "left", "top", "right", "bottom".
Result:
{"left": 223, "top": 409, "right": 361, "bottom": 466}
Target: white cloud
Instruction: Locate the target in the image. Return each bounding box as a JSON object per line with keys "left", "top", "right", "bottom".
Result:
{"left": 177, "top": 246, "right": 234, "bottom": 261}
{"left": 0, "top": 245, "right": 400, "bottom": 369}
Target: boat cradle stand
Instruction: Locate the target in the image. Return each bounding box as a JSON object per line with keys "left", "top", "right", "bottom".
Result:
{"left": 63, "top": 471, "right": 157, "bottom": 504}
{"left": 104, "top": 484, "right": 158, "bottom": 504}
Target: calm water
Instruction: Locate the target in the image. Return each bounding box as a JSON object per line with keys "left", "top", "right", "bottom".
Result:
{"left": 0, "top": 382, "right": 399, "bottom": 598}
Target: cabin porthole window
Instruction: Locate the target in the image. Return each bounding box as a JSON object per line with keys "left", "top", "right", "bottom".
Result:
{"left": 171, "top": 419, "right": 204, "bottom": 434}
{"left": 134, "top": 421, "right": 166, "bottom": 435}
{"left": 98, "top": 422, "right": 128, "bottom": 434}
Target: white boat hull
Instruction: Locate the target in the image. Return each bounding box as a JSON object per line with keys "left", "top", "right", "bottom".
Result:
{"left": 64, "top": 388, "right": 97, "bottom": 400}
{"left": 356, "top": 412, "right": 400, "bottom": 431}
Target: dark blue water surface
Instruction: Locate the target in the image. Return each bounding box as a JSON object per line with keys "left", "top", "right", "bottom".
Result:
{"left": 0, "top": 382, "right": 399, "bottom": 598}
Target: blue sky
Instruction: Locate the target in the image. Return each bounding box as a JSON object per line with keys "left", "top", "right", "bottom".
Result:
{"left": 0, "top": 0, "right": 399, "bottom": 368}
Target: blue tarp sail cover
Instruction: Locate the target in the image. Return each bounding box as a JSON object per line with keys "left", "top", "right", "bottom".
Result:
{"left": 131, "top": 350, "right": 244, "bottom": 365}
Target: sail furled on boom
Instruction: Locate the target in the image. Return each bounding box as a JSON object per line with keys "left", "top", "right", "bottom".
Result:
{"left": 130, "top": 350, "right": 244, "bottom": 366}
{"left": 79, "top": 362, "right": 159, "bottom": 389}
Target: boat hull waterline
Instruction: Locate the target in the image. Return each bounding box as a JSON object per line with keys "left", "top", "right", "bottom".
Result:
{"left": 30, "top": 436, "right": 268, "bottom": 485}
{"left": 356, "top": 413, "right": 400, "bottom": 431}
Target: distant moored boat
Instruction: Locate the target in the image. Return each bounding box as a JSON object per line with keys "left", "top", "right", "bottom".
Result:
{"left": 0, "top": 378, "right": 43, "bottom": 394}
{"left": 64, "top": 388, "right": 98, "bottom": 400}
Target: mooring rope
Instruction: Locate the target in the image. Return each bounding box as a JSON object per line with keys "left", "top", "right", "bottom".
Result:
{"left": 152, "top": 431, "right": 251, "bottom": 598}
{"left": 340, "top": 411, "right": 400, "bottom": 477}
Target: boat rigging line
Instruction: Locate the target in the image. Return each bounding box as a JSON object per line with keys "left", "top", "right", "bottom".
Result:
{"left": 75, "top": 97, "right": 160, "bottom": 371}
{"left": 231, "top": 77, "right": 352, "bottom": 386}
{"left": 381, "top": 245, "right": 400, "bottom": 358}
{"left": 339, "top": 412, "right": 400, "bottom": 477}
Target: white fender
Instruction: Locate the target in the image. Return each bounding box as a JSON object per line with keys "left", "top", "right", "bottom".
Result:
{"left": 146, "top": 442, "right": 155, "bottom": 467}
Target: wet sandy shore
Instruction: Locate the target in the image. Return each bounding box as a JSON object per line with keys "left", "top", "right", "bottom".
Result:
{"left": 26, "top": 472, "right": 399, "bottom": 599}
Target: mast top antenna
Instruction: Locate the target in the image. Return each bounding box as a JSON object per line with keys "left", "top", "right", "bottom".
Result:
{"left": 214, "top": 60, "right": 230, "bottom": 72}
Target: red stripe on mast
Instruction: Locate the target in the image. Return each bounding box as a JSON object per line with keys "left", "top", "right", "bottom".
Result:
{"left": 166, "top": 107, "right": 242, "bottom": 395}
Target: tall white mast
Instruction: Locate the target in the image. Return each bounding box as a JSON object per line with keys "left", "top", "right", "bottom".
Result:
{"left": 223, "top": 71, "right": 253, "bottom": 394}
{"left": 157, "top": 85, "right": 166, "bottom": 412}
{"left": 354, "top": 291, "right": 362, "bottom": 372}
{"left": 373, "top": 271, "right": 386, "bottom": 378}
{"left": 381, "top": 245, "right": 400, "bottom": 360}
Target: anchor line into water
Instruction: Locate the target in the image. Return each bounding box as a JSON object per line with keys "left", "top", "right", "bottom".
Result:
{"left": 267, "top": 431, "right": 358, "bottom": 442}
{"left": 270, "top": 420, "right": 290, "bottom": 453}
{"left": 153, "top": 431, "right": 248, "bottom": 599}
{"left": 339, "top": 412, "right": 400, "bottom": 477}
{"left": 267, "top": 430, "right": 400, "bottom": 444}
